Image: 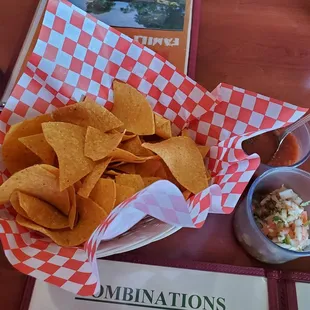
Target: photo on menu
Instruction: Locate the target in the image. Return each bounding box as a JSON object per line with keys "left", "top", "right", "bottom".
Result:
{"left": 68, "top": 0, "right": 194, "bottom": 73}
{"left": 69, "top": 0, "right": 186, "bottom": 30}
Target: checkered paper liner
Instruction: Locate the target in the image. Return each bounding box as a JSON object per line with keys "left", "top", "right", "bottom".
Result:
{"left": 0, "top": 0, "right": 307, "bottom": 296}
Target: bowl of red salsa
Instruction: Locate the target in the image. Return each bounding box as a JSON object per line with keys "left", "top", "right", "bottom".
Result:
{"left": 242, "top": 122, "right": 310, "bottom": 174}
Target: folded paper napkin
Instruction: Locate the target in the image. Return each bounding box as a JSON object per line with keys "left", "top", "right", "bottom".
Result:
{"left": 0, "top": 0, "right": 307, "bottom": 296}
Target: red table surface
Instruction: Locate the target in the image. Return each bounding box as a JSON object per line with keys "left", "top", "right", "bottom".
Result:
{"left": 1, "top": 0, "right": 310, "bottom": 309}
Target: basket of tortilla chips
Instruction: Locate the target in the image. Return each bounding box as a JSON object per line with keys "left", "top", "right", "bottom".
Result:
{"left": 0, "top": 0, "right": 307, "bottom": 296}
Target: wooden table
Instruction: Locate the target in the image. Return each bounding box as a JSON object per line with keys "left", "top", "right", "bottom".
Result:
{"left": 2, "top": 0, "right": 310, "bottom": 309}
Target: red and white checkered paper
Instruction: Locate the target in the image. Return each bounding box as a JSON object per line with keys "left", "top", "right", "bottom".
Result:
{"left": 0, "top": 0, "right": 307, "bottom": 296}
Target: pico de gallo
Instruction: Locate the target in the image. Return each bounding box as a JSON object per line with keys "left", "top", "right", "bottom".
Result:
{"left": 253, "top": 186, "right": 310, "bottom": 251}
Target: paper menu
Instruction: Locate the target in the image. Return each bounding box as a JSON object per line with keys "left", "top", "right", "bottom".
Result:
{"left": 21, "top": 255, "right": 310, "bottom": 310}
{"left": 28, "top": 259, "right": 268, "bottom": 310}
{"left": 296, "top": 282, "right": 310, "bottom": 310}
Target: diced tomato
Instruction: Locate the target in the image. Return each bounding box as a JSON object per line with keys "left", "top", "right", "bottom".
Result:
{"left": 289, "top": 230, "right": 295, "bottom": 238}
{"left": 267, "top": 221, "right": 277, "bottom": 230}
{"left": 283, "top": 227, "right": 295, "bottom": 238}
{"left": 262, "top": 224, "right": 269, "bottom": 236}
{"left": 301, "top": 211, "right": 308, "bottom": 224}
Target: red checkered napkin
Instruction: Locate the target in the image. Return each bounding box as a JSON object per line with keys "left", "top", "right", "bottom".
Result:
{"left": 188, "top": 83, "right": 307, "bottom": 213}
{"left": 0, "top": 0, "right": 307, "bottom": 296}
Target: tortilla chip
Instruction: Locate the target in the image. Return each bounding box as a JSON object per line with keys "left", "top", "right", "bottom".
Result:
{"left": 34, "top": 164, "right": 76, "bottom": 226}
{"left": 90, "top": 178, "right": 115, "bottom": 214}
{"left": 181, "top": 128, "right": 189, "bottom": 137}
{"left": 142, "top": 177, "right": 162, "bottom": 187}
{"left": 109, "top": 161, "right": 125, "bottom": 167}
{"left": 122, "top": 133, "right": 136, "bottom": 142}
{"left": 115, "top": 174, "right": 144, "bottom": 193}
{"left": 115, "top": 183, "right": 136, "bottom": 206}
{"left": 112, "top": 81, "right": 155, "bottom": 135}
{"left": 16, "top": 196, "right": 107, "bottom": 247}
{"left": 183, "top": 190, "right": 192, "bottom": 200}
{"left": 105, "top": 170, "right": 121, "bottom": 176}
{"left": 78, "top": 157, "right": 112, "bottom": 198}
{"left": 111, "top": 163, "right": 136, "bottom": 174}
{"left": 110, "top": 148, "right": 156, "bottom": 163}
{"left": 120, "top": 136, "right": 154, "bottom": 157}
{"left": 10, "top": 191, "right": 28, "bottom": 218}
{"left": 52, "top": 100, "right": 123, "bottom": 132}
{"left": 84, "top": 126, "right": 123, "bottom": 161}
{"left": 135, "top": 158, "right": 165, "bottom": 177}
{"left": 161, "top": 160, "right": 185, "bottom": 191}
{"left": 142, "top": 137, "right": 208, "bottom": 194}
{"left": 74, "top": 180, "right": 83, "bottom": 192}
{"left": 181, "top": 129, "right": 210, "bottom": 158}
{"left": 19, "top": 133, "right": 55, "bottom": 165}
{"left": 38, "top": 164, "right": 76, "bottom": 223}
{"left": 40, "top": 164, "right": 58, "bottom": 176}
{"left": 68, "top": 186, "right": 77, "bottom": 229}
{"left": 154, "top": 161, "right": 168, "bottom": 179}
{"left": 0, "top": 165, "right": 70, "bottom": 215}
{"left": 154, "top": 114, "right": 172, "bottom": 139}
{"left": 2, "top": 114, "right": 52, "bottom": 174}
{"left": 197, "top": 145, "right": 210, "bottom": 158}
{"left": 15, "top": 191, "right": 69, "bottom": 229}
{"left": 42, "top": 122, "right": 95, "bottom": 191}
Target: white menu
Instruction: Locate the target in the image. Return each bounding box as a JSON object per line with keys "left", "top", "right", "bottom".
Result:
{"left": 296, "top": 282, "right": 310, "bottom": 310}
{"left": 29, "top": 260, "right": 268, "bottom": 310}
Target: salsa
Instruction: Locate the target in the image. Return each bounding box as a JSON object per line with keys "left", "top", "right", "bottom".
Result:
{"left": 242, "top": 131, "right": 300, "bottom": 166}
{"left": 253, "top": 186, "right": 310, "bottom": 251}
{"left": 268, "top": 134, "right": 300, "bottom": 166}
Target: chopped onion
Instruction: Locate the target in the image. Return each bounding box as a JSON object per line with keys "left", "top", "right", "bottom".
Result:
{"left": 295, "top": 219, "right": 302, "bottom": 226}
{"left": 294, "top": 197, "right": 303, "bottom": 205}
{"left": 279, "top": 189, "right": 295, "bottom": 200}
{"left": 253, "top": 186, "right": 310, "bottom": 252}
{"left": 295, "top": 226, "right": 302, "bottom": 242}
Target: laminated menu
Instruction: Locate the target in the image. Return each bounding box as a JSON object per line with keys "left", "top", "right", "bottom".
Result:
{"left": 21, "top": 254, "right": 310, "bottom": 310}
